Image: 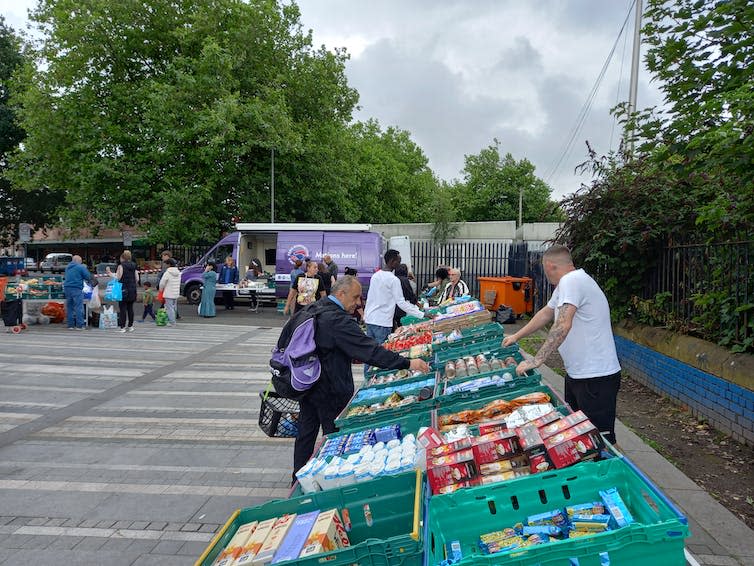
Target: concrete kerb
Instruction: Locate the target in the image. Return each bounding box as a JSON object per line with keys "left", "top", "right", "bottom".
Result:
{"left": 528, "top": 356, "right": 754, "bottom": 566}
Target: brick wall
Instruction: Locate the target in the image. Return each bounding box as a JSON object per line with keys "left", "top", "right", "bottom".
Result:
{"left": 615, "top": 336, "right": 754, "bottom": 446}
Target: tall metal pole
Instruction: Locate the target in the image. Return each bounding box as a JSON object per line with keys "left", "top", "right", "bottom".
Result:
{"left": 627, "top": 0, "right": 643, "bottom": 153}
{"left": 270, "top": 148, "right": 275, "bottom": 223}
{"left": 518, "top": 186, "right": 523, "bottom": 229}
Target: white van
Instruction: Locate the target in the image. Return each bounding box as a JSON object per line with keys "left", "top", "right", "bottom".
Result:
{"left": 40, "top": 253, "right": 73, "bottom": 273}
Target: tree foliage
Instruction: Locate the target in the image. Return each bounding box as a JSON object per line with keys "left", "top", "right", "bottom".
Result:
{"left": 6, "top": 0, "right": 436, "bottom": 242}
{"left": 0, "top": 17, "right": 63, "bottom": 248}
{"left": 558, "top": 0, "right": 754, "bottom": 351}
{"left": 454, "top": 140, "right": 563, "bottom": 224}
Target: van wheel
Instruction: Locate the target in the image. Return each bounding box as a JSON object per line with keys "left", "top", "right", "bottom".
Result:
{"left": 185, "top": 283, "right": 202, "bottom": 305}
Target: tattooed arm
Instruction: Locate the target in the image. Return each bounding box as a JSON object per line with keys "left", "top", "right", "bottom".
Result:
{"left": 515, "top": 303, "right": 577, "bottom": 375}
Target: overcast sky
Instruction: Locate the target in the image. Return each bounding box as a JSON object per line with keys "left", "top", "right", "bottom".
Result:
{"left": 1, "top": 0, "right": 663, "bottom": 200}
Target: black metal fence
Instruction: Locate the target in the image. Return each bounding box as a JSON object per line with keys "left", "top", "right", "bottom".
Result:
{"left": 162, "top": 242, "right": 215, "bottom": 266}
{"left": 410, "top": 240, "right": 553, "bottom": 312}
{"left": 644, "top": 240, "right": 754, "bottom": 349}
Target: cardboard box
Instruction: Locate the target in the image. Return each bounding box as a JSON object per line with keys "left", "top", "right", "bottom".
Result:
{"left": 212, "top": 521, "right": 257, "bottom": 566}
{"left": 538, "top": 410, "right": 589, "bottom": 440}
{"left": 299, "top": 509, "right": 350, "bottom": 558}
{"left": 417, "top": 427, "right": 444, "bottom": 451}
{"left": 478, "top": 454, "right": 529, "bottom": 476}
{"left": 477, "top": 418, "right": 509, "bottom": 435}
{"left": 528, "top": 410, "right": 563, "bottom": 429}
{"left": 234, "top": 518, "right": 278, "bottom": 566}
{"left": 516, "top": 426, "right": 553, "bottom": 474}
{"left": 272, "top": 511, "right": 320, "bottom": 563}
{"left": 471, "top": 430, "right": 519, "bottom": 464}
{"left": 428, "top": 449, "right": 477, "bottom": 494}
{"left": 429, "top": 437, "right": 472, "bottom": 457}
{"left": 252, "top": 515, "right": 297, "bottom": 565}
{"left": 544, "top": 421, "right": 603, "bottom": 468}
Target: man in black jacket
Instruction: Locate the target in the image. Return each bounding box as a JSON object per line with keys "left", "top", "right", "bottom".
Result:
{"left": 292, "top": 275, "right": 430, "bottom": 482}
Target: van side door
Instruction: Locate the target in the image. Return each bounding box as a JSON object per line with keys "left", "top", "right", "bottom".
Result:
{"left": 275, "top": 231, "right": 324, "bottom": 300}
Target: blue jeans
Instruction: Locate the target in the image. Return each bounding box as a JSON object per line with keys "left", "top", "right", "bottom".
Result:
{"left": 64, "top": 288, "right": 85, "bottom": 328}
{"left": 364, "top": 324, "right": 392, "bottom": 375}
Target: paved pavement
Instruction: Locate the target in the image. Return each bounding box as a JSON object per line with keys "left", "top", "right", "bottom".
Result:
{"left": 0, "top": 305, "right": 752, "bottom": 565}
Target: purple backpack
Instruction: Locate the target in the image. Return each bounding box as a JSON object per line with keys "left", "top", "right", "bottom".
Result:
{"left": 269, "top": 303, "right": 322, "bottom": 399}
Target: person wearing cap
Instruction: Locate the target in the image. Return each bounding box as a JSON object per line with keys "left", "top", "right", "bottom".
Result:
{"left": 292, "top": 275, "right": 430, "bottom": 483}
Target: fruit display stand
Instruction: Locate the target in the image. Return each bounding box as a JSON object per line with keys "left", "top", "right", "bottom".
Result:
{"left": 424, "top": 457, "right": 689, "bottom": 566}
{"left": 196, "top": 470, "right": 427, "bottom": 566}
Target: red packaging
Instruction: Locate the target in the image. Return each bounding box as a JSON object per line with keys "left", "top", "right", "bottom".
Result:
{"left": 528, "top": 410, "right": 563, "bottom": 429}
{"left": 478, "top": 454, "right": 529, "bottom": 476}
{"left": 429, "top": 437, "right": 472, "bottom": 457}
{"left": 516, "top": 426, "right": 554, "bottom": 474}
{"left": 428, "top": 449, "right": 478, "bottom": 493}
{"left": 544, "top": 421, "right": 604, "bottom": 469}
{"left": 515, "top": 425, "right": 544, "bottom": 451}
{"left": 471, "top": 430, "right": 519, "bottom": 464}
{"left": 477, "top": 418, "right": 509, "bottom": 435}
{"left": 417, "top": 427, "right": 444, "bottom": 451}
{"left": 538, "top": 411, "right": 589, "bottom": 441}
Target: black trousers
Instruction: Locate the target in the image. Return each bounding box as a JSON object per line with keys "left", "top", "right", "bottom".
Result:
{"left": 292, "top": 393, "right": 351, "bottom": 484}
{"left": 118, "top": 300, "right": 135, "bottom": 328}
{"left": 564, "top": 371, "right": 621, "bottom": 444}
{"left": 222, "top": 290, "right": 235, "bottom": 309}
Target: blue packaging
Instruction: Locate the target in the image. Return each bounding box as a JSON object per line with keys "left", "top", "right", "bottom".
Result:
{"left": 599, "top": 487, "right": 635, "bottom": 528}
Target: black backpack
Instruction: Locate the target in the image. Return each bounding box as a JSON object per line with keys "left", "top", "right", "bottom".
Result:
{"left": 269, "top": 303, "right": 324, "bottom": 400}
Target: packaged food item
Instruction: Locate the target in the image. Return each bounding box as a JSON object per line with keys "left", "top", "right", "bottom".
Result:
{"left": 538, "top": 410, "right": 589, "bottom": 440}
{"left": 272, "top": 511, "right": 321, "bottom": 563}
{"left": 544, "top": 421, "right": 604, "bottom": 469}
{"left": 489, "top": 356, "right": 503, "bottom": 370}
{"left": 569, "top": 514, "right": 611, "bottom": 532}
{"left": 454, "top": 358, "right": 468, "bottom": 377}
{"left": 478, "top": 455, "right": 529, "bottom": 475}
{"left": 417, "top": 427, "right": 444, "bottom": 451}
{"left": 565, "top": 502, "right": 607, "bottom": 518}
{"left": 516, "top": 426, "right": 552, "bottom": 474}
{"left": 253, "top": 514, "right": 297, "bottom": 565}
{"left": 475, "top": 354, "right": 490, "bottom": 374}
{"left": 211, "top": 521, "right": 258, "bottom": 566}
{"left": 444, "top": 360, "right": 456, "bottom": 379}
{"left": 234, "top": 518, "right": 277, "bottom": 566}
{"left": 477, "top": 418, "right": 509, "bottom": 435}
{"left": 429, "top": 437, "right": 472, "bottom": 457}
{"left": 529, "top": 410, "right": 564, "bottom": 429}
{"left": 599, "top": 487, "right": 635, "bottom": 528}
{"left": 526, "top": 508, "right": 568, "bottom": 527}
{"left": 509, "top": 391, "right": 550, "bottom": 407}
{"left": 428, "top": 449, "right": 477, "bottom": 493}
{"left": 471, "top": 430, "right": 519, "bottom": 464}
{"left": 444, "top": 540, "right": 463, "bottom": 562}
{"left": 464, "top": 356, "right": 479, "bottom": 375}
{"left": 299, "top": 509, "right": 351, "bottom": 557}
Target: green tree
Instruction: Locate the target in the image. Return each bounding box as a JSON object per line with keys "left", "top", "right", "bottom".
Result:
{"left": 7, "top": 0, "right": 358, "bottom": 242}
{"left": 455, "top": 140, "right": 562, "bottom": 224}
{"left": 0, "top": 17, "right": 63, "bottom": 247}
{"left": 624, "top": 0, "right": 754, "bottom": 238}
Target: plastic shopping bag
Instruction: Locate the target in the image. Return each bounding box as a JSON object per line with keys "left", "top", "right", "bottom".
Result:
{"left": 99, "top": 305, "right": 118, "bottom": 329}
{"left": 88, "top": 288, "right": 102, "bottom": 311}
{"left": 155, "top": 307, "right": 168, "bottom": 326}
{"left": 104, "top": 279, "right": 123, "bottom": 302}
{"left": 82, "top": 282, "right": 93, "bottom": 300}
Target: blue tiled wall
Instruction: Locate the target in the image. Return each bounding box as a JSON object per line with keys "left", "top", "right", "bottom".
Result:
{"left": 615, "top": 336, "right": 754, "bottom": 446}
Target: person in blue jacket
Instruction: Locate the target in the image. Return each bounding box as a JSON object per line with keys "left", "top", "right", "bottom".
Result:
{"left": 63, "top": 255, "right": 95, "bottom": 330}
{"left": 219, "top": 256, "right": 239, "bottom": 310}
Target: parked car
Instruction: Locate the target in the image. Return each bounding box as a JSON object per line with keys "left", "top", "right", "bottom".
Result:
{"left": 25, "top": 257, "right": 38, "bottom": 271}
{"left": 40, "top": 253, "right": 73, "bottom": 273}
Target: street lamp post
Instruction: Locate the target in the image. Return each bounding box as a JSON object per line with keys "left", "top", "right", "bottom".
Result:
{"left": 270, "top": 148, "right": 275, "bottom": 223}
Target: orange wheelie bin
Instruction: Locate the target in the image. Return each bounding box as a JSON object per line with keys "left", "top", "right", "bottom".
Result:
{"left": 478, "top": 276, "right": 533, "bottom": 316}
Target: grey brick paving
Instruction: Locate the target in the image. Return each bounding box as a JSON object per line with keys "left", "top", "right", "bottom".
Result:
{"left": 72, "top": 536, "right": 109, "bottom": 551}
{"left": 149, "top": 539, "right": 184, "bottom": 556}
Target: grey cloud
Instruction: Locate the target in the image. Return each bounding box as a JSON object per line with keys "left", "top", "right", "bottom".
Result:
{"left": 494, "top": 37, "right": 544, "bottom": 73}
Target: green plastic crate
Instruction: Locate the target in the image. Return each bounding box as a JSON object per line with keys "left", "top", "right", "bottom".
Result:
{"left": 424, "top": 457, "right": 689, "bottom": 566}
{"left": 434, "top": 339, "right": 519, "bottom": 365}
{"left": 436, "top": 350, "right": 525, "bottom": 383}
{"left": 335, "top": 396, "right": 437, "bottom": 433}
{"left": 349, "top": 378, "right": 436, "bottom": 409}
{"left": 360, "top": 368, "right": 438, "bottom": 393}
{"left": 196, "top": 471, "right": 426, "bottom": 566}
{"left": 434, "top": 384, "right": 568, "bottom": 428}
{"left": 433, "top": 323, "right": 505, "bottom": 352}
{"left": 436, "top": 371, "right": 542, "bottom": 407}
{"left": 335, "top": 407, "right": 433, "bottom": 437}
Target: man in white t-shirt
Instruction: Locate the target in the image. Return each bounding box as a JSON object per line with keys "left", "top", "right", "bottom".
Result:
{"left": 503, "top": 245, "right": 622, "bottom": 444}
{"left": 364, "top": 249, "right": 425, "bottom": 345}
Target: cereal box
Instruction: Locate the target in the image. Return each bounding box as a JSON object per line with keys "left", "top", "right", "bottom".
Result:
{"left": 299, "top": 509, "right": 351, "bottom": 558}
{"left": 211, "top": 521, "right": 257, "bottom": 566}
{"left": 428, "top": 449, "right": 477, "bottom": 494}
{"left": 252, "top": 515, "right": 297, "bottom": 565}
{"left": 272, "top": 511, "right": 320, "bottom": 563}
{"left": 233, "top": 518, "right": 276, "bottom": 566}
{"left": 538, "top": 410, "right": 589, "bottom": 440}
